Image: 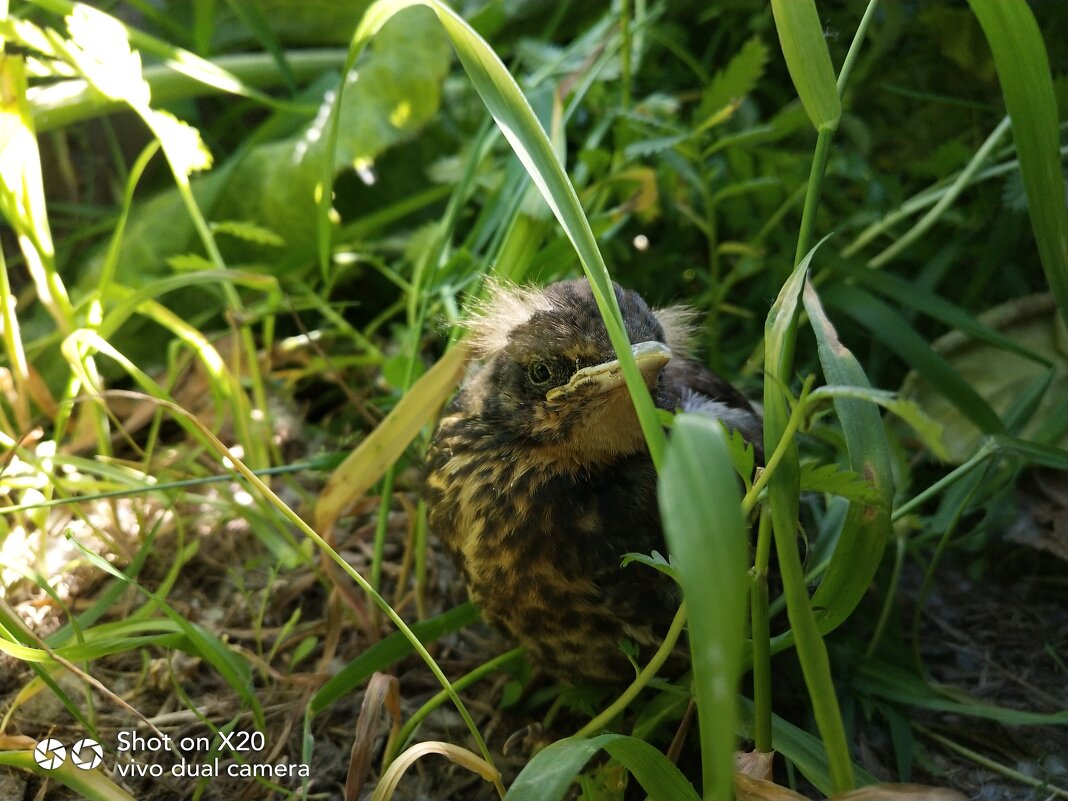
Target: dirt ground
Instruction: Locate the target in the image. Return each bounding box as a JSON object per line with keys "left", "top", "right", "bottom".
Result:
{"left": 3, "top": 450, "right": 1065, "bottom": 800}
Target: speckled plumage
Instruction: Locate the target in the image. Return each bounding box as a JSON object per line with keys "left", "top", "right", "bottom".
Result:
{"left": 425, "top": 279, "right": 761, "bottom": 682}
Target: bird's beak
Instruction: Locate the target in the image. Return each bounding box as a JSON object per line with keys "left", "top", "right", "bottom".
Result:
{"left": 545, "top": 341, "right": 671, "bottom": 402}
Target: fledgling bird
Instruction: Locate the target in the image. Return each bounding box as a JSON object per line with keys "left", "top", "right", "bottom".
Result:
{"left": 425, "top": 278, "right": 761, "bottom": 683}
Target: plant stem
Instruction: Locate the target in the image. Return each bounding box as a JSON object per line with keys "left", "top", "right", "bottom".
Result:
{"left": 385, "top": 647, "right": 525, "bottom": 766}
{"left": 750, "top": 508, "right": 774, "bottom": 753}
{"left": 891, "top": 441, "right": 998, "bottom": 522}
{"left": 792, "top": 127, "right": 835, "bottom": 268}
{"left": 574, "top": 603, "right": 688, "bottom": 738}
{"left": 835, "top": 0, "right": 881, "bottom": 96}
{"left": 741, "top": 375, "right": 816, "bottom": 516}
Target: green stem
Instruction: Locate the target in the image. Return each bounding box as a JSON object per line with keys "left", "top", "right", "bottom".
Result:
{"left": 741, "top": 375, "right": 816, "bottom": 516}
{"left": 792, "top": 127, "right": 835, "bottom": 268}
{"left": 891, "top": 441, "right": 998, "bottom": 522}
{"left": 619, "top": 0, "right": 632, "bottom": 111}
{"left": 868, "top": 116, "right": 1012, "bottom": 269}
{"left": 574, "top": 602, "right": 688, "bottom": 738}
{"left": 385, "top": 647, "right": 524, "bottom": 766}
{"left": 835, "top": 0, "right": 881, "bottom": 96}
{"left": 864, "top": 524, "right": 907, "bottom": 657}
{"left": 749, "top": 508, "right": 774, "bottom": 753}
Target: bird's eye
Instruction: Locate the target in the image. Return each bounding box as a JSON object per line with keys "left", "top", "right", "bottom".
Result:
{"left": 527, "top": 360, "right": 552, "bottom": 386}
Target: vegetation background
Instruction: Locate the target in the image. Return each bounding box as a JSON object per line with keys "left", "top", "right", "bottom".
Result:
{"left": 0, "top": 1, "right": 1065, "bottom": 800}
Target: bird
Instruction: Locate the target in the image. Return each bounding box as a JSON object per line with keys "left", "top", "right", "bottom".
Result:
{"left": 424, "top": 278, "right": 762, "bottom": 683}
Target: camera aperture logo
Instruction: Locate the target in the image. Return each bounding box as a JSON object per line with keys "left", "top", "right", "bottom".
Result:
{"left": 34, "top": 738, "right": 102, "bottom": 771}
{"left": 34, "top": 731, "right": 310, "bottom": 781}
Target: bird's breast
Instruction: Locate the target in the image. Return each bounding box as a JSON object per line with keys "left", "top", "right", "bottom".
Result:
{"left": 425, "top": 414, "right": 670, "bottom": 680}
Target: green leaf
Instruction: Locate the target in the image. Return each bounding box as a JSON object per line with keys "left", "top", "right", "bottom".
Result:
{"left": 505, "top": 734, "right": 699, "bottom": 801}
{"left": 769, "top": 0, "right": 841, "bottom": 131}
{"left": 697, "top": 36, "right": 769, "bottom": 121}
{"left": 310, "top": 601, "right": 480, "bottom": 713}
{"left": 799, "top": 462, "right": 880, "bottom": 504}
{"left": 823, "top": 285, "right": 1006, "bottom": 436}
{"left": 211, "top": 219, "right": 285, "bottom": 247}
{"left": 764, "top": 240, "right": 854, "bottom": 794}
{"left": 724, "top": 426, "right": 757, "bottom": 491}
{"left": 802, "top": 284, "right": 893, "bottom": 649}
{"left": 619, "top": 550, "right": 678, "bottom": 582}
{"left": 809, "top": 385, "right": 948, "bottom": 462}
{"left": 967, "top": 0, "right": 1068, "bottom": 332}
{"left": 660, "top": 414, "right": 748, "bottom": 801}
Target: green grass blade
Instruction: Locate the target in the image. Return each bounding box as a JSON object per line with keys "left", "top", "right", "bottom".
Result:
{"left": 802, "top": 283, "right": 892, "bottom": 634}
{"left": 660, "top": 414, "right": 748, "bottom": 801}
{"left": 310, "top": 602, "right": 480, "bottom": 713}
{"left": 822, "top": 284, "right": 1006, "bottom": 434}
{"left": 319, "top": 0, "right": 667, "bottom": 467}
{"left": 967, "top": 0, "right": 1068, "bottom": 331}
{"left": 66, "top": 532, "right": 262, "bottom": 729}
{"left": 770, "top": 0, "right": 841, "bottom": 132}
{"left": 764, "top": 242, "right": 854, "bottom": 794}
{"left": 833, "top": 260, "right": 1053, "bottom": 368}
{"left": 854, "top": 656, "right": 1068, "bottom": 726}
{"left": 504, "top": 734, "right": 700, "bottom": 801}
{"left": 0, "top": 751, "right": 135, "bottom": 801}
{"left": 738, "top": 698, "right": 879, "bottom": 795}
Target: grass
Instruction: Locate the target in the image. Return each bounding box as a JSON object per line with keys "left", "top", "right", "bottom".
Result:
{"left": 1, "top": 1, "right": 1066, "bottom": 800}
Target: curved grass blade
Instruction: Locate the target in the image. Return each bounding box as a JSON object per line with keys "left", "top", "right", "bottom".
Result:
{"left": 0, "top": 750, "right": 135, "bottom": 801}
{"left": 318, "top": 0, "right": 667, "bottom": 467}
{"left": 504, "top": 733, "right": 699, "bottom": 801}
{"left": 660, "top": 414, "right": 748, "bottom": 801}
{"left": 310, "top": 602, "right": 480, "bottom": 714}
{"left": 65, "top": 532, "right": 262, "bottom": 730}
{"left": 967, "top": 0, "right": 1068, "bottom": 331}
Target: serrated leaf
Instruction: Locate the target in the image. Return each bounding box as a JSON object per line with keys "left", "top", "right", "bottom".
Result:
{"left": 65, "top": 5, "right": 150, "bottom": 106}
{"left": 697, "top": 36, "right": 768, "bottom": 121}
{"left": 620, "top": 549, "right": 678, "bottom": 581}
{"left": 166, "top": 253, "right": 216, "bottom": 272}
{"left": 799, "top": 462, "right": 880, "bottom": 504}
{"left": 211, "top": 219, "right": 285, "bottom": 247}
{"left": 724, "top": 425, "right": 756, "bottom": 491}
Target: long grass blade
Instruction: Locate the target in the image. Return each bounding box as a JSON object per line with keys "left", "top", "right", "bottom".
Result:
{"left": 966, "top": 0, "right": 1068, "bottom": 331}
{"left": 802, "top": 282, "right": 893, "bottom": 634}
{"left": 318, "top": 0, "right": 667, "bottom": 467}
{"left": 505, "top": 733, "right": 699, "bottom": 801}
{"left": 764, "top": 242, "right": 854, "bottom": 794}
{"left": 660, "top": 414, "right": 748, "bottom": 800}
{"left": 769, "top": 0, "right": 841, "bottom": 132}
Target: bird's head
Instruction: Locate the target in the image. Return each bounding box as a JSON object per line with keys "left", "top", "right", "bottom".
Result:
{"left": 459, "top": 278, "right": 695, "bottom": 466}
